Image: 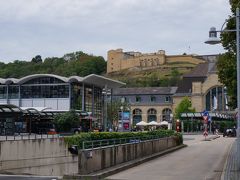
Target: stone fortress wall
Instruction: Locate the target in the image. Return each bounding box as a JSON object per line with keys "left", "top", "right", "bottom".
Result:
{"left": 107, "top": 49, "right": 205, "bottom": 73}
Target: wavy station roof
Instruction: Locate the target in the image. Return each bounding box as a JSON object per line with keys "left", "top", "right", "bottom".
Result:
{"left": 0, "top": 104, "right": 89, "bottom": 117}
{"left": 0, "top": 74, "right": 125, "bottom": 89}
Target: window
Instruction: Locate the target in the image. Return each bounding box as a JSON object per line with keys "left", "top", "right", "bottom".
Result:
{"left": 133, "top": 108, "right": 142, "bottom": 115}
{"left": 162, "top": 108, "right": 172, "bottom": 122}
{"left": 132, "top": 109, "right": 142, "bottom": 125}
{"left": 165, "top": 96, "right": 171, "bottom": 102}
{"left": 136, "top": 96, "right": 141, "bottom": 102}
{"left": 150, "top": 96, "right": 156, "bottom": 102}
{"left": 21, "top": 85, "right": 69, "bottom": 98}
{"left": 8, "top": 85, "right": 19, "bottom": 99}
{"left": 24, "top": 77, "right": 65, "bottom": 84}
{"left": 121, "top": 97, "right": 127, "bottom": 103}
{"left": 205, "top": 86, "right": 227, "bottom": 111}
{"left": 0, "top": 86, "right": 7, "bottom": 99}
{"left": 147, "top": 108, "right": 157, "bottom": 122}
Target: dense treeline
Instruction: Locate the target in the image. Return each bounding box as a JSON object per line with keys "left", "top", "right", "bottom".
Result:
{"left": 0, "top": 51, "right": 107, "bottom": 78}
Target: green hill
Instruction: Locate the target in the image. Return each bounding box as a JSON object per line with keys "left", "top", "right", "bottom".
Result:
{"left": 0, "top": 51, "right": 106, "bottom": 78}
{"left": 106, "top": 61, "right": 198, "bottom": 87}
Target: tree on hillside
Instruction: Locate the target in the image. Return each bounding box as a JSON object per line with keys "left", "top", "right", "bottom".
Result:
{"left": 174, "top": 97, "right": 195, "bottom": 120}
{"left": 217, "top": 0, "right": 239, "bottom": 108}
{"left": 31, "top": 55, "right": 43, "bottom": 63}
{"left": 0, "top": 51, "right": 107, "bottom": 78}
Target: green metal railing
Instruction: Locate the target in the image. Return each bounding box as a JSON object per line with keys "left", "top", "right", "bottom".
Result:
{"left": 82, "top": 136, "right": 168, "bottom": 150}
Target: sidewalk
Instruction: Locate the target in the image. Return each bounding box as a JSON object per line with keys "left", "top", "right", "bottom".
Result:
{"left": 221, "top": 139, "right": 240, "bottom": 180}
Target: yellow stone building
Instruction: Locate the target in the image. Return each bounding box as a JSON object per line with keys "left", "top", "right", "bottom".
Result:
{"left": 107, "top": 49, "right": 205, "bottom": 73}
{"left": 112, "top": 55, "right": 232, "bottom": 124}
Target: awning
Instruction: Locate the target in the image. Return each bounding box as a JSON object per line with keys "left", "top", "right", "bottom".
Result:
{"left": 0, "top": 104, "right": 23, "bottom": 113}
{"left": 180, "top": 112, "right": 235, "bottom": 120}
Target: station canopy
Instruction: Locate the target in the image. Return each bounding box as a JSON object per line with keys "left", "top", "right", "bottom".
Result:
{"left": 180, "top": 112, "right": 235, "bottom": 120}
{"left": 0, "top": 104, "right": 88, "bottom": 117}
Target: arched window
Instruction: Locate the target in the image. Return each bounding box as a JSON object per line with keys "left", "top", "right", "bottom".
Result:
{"left": 132, "top": 108, "right": 142, "bottom": 125}
{"left": 162, "top": 108, "right": 172, "bottom": 122}
{"left": 205, "top": 86, "right": 228, "bottom": 111}
{"left": 147, "top": 108, "right": 157, "bottom": 122}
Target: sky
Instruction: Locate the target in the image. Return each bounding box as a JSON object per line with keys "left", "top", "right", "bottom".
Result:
{"left": 0, "top": 0, "right": 232, "bottom": 63}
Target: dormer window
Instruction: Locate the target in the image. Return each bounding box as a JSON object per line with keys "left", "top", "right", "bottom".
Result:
{"left": 165, "top": 96, "right": 171, "bottom": 102}
{"left": 151, "top": 96, "right": 156, "bottom": 102}
{"left": 136, "top": 96, "right": 141, "bottom": 102}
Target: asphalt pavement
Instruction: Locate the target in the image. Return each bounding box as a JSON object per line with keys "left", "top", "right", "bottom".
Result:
{"left": 0, "top": 175, "right": 60, "bottom": 180}
{"left": 106, "top": 134, "right": 235, "bottom": 180}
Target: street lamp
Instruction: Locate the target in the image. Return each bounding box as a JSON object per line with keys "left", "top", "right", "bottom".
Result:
{"left": 205, "top": 7, "right": 240, "bottom": 169}
{"left": 120, "top": 106, "right": 124, "bottom": 132}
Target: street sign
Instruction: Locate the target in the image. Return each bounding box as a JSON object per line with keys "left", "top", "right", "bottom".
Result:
{"left": 203, "top": 110, "right": 209, "bottom": 117}
{"left": 203, "top": 115, "right": 208, "bottom": 124}
{"left": 203, "top": 130, "right": 208, "bottom": 137}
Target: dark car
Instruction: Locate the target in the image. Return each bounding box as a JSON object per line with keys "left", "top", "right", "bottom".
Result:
{"left": 71, "top": 126, "right": 82, "bottom": 134}
{"left": 223, "top": 128, "right": 236, "bottom": 137}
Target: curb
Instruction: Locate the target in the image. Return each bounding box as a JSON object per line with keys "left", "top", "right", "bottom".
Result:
{"left": 201, "top": 135, "right": 220, "bottom": 141}
{"left": 63, "top": 144, "right": 187, "bottom": 180}
{"left": 220, "top": 140, "right": 235, "bottom": 180}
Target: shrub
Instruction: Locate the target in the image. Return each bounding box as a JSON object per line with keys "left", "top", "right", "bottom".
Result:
{"left": 53, "top": 110, "right": 79, "bottom": 132}
{"left": 64, "top": 130, "right": 182, "bottom": 149}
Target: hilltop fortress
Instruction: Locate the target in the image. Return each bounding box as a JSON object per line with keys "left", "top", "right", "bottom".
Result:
{"left": 107, "top": 49, "right": 207, "bottom": 73}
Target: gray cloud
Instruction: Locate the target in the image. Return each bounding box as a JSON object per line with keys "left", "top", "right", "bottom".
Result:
{"left": 0, "top": 0, "right": 231, "bottom": 62}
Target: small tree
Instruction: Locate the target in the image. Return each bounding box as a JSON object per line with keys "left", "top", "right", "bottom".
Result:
{"left": 53, "top": 110, "right": 79, "bottom": 132}
{"left": 107, "top": 100, "right": 130, "bottom": 128}
{"left": 174, "top": 97, "right": 195, "bottom": 120}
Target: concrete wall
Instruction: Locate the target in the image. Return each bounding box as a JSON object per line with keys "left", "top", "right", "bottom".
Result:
{"left": 79, "top": 137, "right": 179, "bottom": 175}
{"left": 0, "top": 138, "right": 78, "bottom": 176}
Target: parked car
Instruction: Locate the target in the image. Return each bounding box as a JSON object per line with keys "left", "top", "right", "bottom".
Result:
{"left": 223, "top": 128, "right": 236, "bottom": 137}
{"left": 71, "top": 127, "right": 82, "bottom": 134}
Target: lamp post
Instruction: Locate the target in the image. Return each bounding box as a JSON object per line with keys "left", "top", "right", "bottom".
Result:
{"left": 205, "top": 7, "right": 240, "bottom": 169}
{"left": 120, "top": 106, "right": 123, "bottom": 132}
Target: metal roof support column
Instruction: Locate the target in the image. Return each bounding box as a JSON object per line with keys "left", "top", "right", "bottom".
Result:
{"left": 18, "top": 85, "right": 21, "bottom": 107}
{"left": 69, "top": 82, "right": 71, "bottom": 110}
{"left": 6, "top": 85, "right": 9, "bottom": 104}
{"left": 92, "top": 85, "right": 95, "bottom": 117}
{"left": 103, "top": 85, "right": 108, "bottom": 131}
{"left": 82, "top": 83, "right": 85, "bottom": 111}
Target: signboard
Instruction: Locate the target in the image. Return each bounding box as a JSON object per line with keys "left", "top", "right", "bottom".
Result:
{"left": 202, "top": 110, "right": 209, "bottom": 139}
{"left": 122, "top": 111, "right": 130, "bottom": 120}
{"left": 118, "top": 111, "right": 131, "bottom": 132}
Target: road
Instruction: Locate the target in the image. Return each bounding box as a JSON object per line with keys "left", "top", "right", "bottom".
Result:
{"left": 106, "top": 134, "right": 235, "bottom": 180}
{"left": 0, "top": 175, "right": 60, "bottom": 180}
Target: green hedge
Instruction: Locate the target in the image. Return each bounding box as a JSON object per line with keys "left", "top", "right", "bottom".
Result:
{"left": 64, "top": 130, "right": 183, "bottom": 149}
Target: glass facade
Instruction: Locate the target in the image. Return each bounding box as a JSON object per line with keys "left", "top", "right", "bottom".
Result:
{"left": 21, "top": 85, "right": 69, "bottom": 98}
{"left": 71, "top": 83, "right": 103, "bottom": 120}
{"left": 205, "top": 86, "right": 228, "bottom": 111}
{"left": 93, "top": 87, "right": 103, "bottom": 120}
{"left": 0, "top": 75, "right": 121, "bottom": 134}
{"left": 8, "top": 85, "right": 19, "bottom": 99}
{"left": 71, "top": 83, "right": 82, "bottom": 110}
{"left": 24, "top": 77, "right": 65, "bottom": 84}
{"left": 85, "top": 86, "right": 93, "bottom": 112}
{"left": 0, "top": 86, "right": 7, "bottom": 99}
